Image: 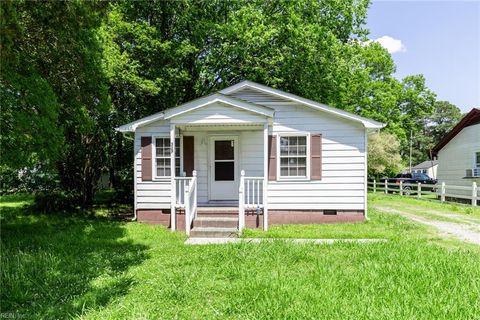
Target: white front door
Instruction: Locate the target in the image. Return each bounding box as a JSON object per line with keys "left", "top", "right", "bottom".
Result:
{"left": 209, "top": 136, "right": 238, "bottom": 200}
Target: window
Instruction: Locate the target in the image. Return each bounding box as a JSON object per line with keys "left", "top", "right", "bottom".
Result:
{"left": 279, "top": 135, "right": 308, "bottom": 178}
{"left": 155, "top": 137, "right": 180, "bottom": 177}
{"left": 475, "top": 151, "right": 480, "bottom": 177}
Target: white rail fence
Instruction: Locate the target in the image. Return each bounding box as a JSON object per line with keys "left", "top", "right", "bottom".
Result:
{"left": 183, "top": 171, "right": 197, "bottom": 236}
{"left": 368, "top": 179, "right": 478, "bottom": 206}
{"left": 239, "top": 170, "right": 266, "bottom": 232}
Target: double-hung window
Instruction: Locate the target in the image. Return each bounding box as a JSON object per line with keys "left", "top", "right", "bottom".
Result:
{"left": 155, "top": 137, "right": 180, "bottom": 178}
{"left": 475, "top": 151, "right": 480, "bottom": 177}
{"left": 279, "top": 135, "right": 308, "bottom": 178}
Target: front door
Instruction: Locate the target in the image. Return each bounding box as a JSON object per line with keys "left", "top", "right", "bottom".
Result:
{"left": 209, "top": 136, "right": 238, "bottom": 200}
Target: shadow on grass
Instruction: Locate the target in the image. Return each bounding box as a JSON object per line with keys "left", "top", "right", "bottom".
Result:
{"left": 0, "top": 203, "right": 148, "bottom": 319}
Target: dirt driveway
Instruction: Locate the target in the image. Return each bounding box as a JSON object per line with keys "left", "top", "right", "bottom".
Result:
{"left": 372, "top": 204, "right": 480, "bottom": 245}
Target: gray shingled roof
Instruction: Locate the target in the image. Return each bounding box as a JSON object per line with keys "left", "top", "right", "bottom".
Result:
{"left": 412, "top": 160, "right": 438, "bottom": 170}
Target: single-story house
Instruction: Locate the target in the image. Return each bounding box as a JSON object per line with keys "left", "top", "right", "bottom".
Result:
{"left": 432, "top": 108, "right": 480, "bottom": 200}
{"left": 410, "top": 160, "right": 438, "bottom": 179}
{"left": 117, "top": 81, "right": 384, "bottom": 235}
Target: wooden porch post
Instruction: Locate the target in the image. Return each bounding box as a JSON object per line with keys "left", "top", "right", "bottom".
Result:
{"left": 263, "top": 122, "right": 269, "bottom": 231}
{"left": 170, "top": 124, "right": 176, "bottom": 231}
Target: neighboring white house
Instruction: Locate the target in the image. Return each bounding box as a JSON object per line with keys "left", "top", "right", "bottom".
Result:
{"left": 432, "top": 108, "right": 480, "bottom": 199}
{"left": 410, "top": 160, "right": 438, "bottom": 179}
{"left": 117, "top": 81, "right": 384, "bottom": 235}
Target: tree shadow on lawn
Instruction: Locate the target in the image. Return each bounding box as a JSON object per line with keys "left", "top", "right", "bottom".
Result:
{"left": 0, "top": 205, "right": 149, "bottom": 319}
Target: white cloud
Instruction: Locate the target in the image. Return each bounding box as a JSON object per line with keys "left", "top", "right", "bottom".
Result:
{"left": 374, "top": 35, "right": 406, "bottom": 54}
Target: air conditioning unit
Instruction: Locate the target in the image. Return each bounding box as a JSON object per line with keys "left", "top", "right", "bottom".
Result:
{"left": 466, "top": 168, "right": 480, "bottom": 177}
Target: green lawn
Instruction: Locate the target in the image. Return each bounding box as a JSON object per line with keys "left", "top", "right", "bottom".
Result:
{"left": 1, "top": 195, "right": 480, "bottom": 319}
{"left": 369, "top": 192, "right": 480, "bottom": 218}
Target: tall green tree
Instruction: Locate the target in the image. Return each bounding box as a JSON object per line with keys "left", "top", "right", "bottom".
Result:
{"left": 1, "top": 0, "right": 110, "bottom": 206}
{"left": 428, "top": 101, "right": 463, "bottom": 144}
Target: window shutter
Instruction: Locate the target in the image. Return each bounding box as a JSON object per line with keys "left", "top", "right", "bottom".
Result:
{"left": 183, "top": 136, "right": 194, "bottom": 176}
{"left": 311, "top": 134, "right": 322, "bottom": 180}
{"left": 141, "top": 136, "right": 153, "bottom": 181}
{"left": 268, "top": 135, "right": 277, "bottom": 181}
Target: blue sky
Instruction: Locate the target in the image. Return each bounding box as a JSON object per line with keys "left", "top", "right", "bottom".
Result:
{"left": 366, "top": 0, "right": 479, "bottom": 112}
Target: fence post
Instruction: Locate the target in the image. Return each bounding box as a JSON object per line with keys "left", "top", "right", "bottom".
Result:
{"left": 440, "top": 182, "right": 445, "bottom": 202}
{"left": 373, "top": 179, "right": 376, "bottom": 193}
{"left": 472, "top": 182, "right": 477, "bottom": 206}
{"left": 399, "top": 180, "right": 403, "bottom": 196}
{"left": 384, "top": 179, "right": 388, "bottom": 194}
{"left": 417, "top": 183, "right": 421, "bottom": 199}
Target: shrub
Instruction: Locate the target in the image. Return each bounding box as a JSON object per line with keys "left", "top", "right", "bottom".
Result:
{"left": 0, "top": 164, "right": 59, "bottom": 195}
{"left": 32, "top": 190, "right": 80, "bottom": 213}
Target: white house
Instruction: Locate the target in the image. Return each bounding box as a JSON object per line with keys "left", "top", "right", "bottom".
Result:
{"left": 432, "top": 108, "right": 480, "bottom": 200}
{"left": 410, "top": 160, "right": 438, "bottom": 179}
{"left": 117, "top": 81, "right": 384, "bottom": 236}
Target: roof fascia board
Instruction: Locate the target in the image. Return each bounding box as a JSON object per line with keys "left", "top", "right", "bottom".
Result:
{"left": 115, "top": 112, "right": 165, "bottom": 132}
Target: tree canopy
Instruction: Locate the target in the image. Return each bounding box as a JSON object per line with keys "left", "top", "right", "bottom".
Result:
{"left": 0, "top": 0, "right": 464, "bottom": 204}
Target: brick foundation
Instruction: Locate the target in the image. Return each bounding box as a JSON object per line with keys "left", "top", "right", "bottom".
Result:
{"left": 136, "top": 209, "right": 185, "bottom": 230}
{"left": 137, "top": 209, "right": 364, "bottom": 229}
{"left": 268, "top": 210, "right": 364, "bottom": 225}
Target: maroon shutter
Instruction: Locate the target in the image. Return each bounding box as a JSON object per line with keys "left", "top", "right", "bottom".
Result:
{"left": 183, "top": 136, "right": 194, "bottom": 176}
{"left": 141, "top": 136, "right": 153, "bottom": 181}
{"left": 268, "top": 135, "right": 277, "bottom": 181}
{"left": 311, "top": 134, "right": 322, "bottom": 180}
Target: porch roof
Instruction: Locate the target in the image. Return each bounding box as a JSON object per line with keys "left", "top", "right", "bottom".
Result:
{"left": 116, "top": 93, "right": 273, "bottom": 132}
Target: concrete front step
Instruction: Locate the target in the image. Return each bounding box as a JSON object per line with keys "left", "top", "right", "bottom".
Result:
{"left": 197, "top": 207, "right": 238, "bottom": 217}
{"left": 194, "top": 216, "right": 238, "bottom": 228}
{"left": 190, "top": 227, "right": 238, "bottom": 238}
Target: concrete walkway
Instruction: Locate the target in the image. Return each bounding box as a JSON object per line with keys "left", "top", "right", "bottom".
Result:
{"left": 185, "top": 237, "right": 387, "bottom": 245}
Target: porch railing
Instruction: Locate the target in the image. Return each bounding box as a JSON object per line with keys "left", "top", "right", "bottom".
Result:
{"left": 239, "top": 170, "right": 265, "bottom": 231}
{"left": 184, "top": 171, "right": 197, "bottom": 236}
{"left": 175, "top": 176, "right": 192, "bottom": 208}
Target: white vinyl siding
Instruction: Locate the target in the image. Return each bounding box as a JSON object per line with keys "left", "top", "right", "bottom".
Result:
{"left": 231, "top": 88, "right": 366, "bottom": 211}
{"left": 135, "top": 121, "right": 172, "bottom": 209}
{"left": 437, "top": 124, "right": 480, "bottom": 196}
{"left": 169, "top": 102, "right": 267, "bottom": 125}
{"left": 134, "top": 87, "right": 368, "bottom": 212}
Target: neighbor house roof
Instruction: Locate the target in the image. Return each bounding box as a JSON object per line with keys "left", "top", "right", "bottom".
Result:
{"left": 432, "top": 108, "right": 480, "bottom": 157}
{"left": 116, "top": 80, "right": 385, "bottom": 132}
{"left": 412, "top": 160, "right": 438, "bottom": 170}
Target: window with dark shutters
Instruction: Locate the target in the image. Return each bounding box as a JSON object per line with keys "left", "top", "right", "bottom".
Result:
{"left": 141, "top": 136, "right": 153, "bottom": 181}
{"left": 183, "top": 136, "right": 194, "bottom": 176}
{"left": 311, "top": 134, "right": 322, "bottom": 180}
{"left": 268, "top": 135, "right": 277, "bottom": 180}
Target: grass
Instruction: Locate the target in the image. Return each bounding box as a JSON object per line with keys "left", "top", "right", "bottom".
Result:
{"left": 1, "top": 194, "right": 480, "bottom": 319}
{"left": 369, "top": 192, "right": 480, "bottom": 218}
{"left": 242, "top": 207, "right": 434, "bottom": 240}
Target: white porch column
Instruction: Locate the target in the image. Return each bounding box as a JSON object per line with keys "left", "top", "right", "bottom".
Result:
{"left": 170, "top": 124, "right": 176, "bottom": 231}
{"left": 263, "top": 122, "right": 269, "bottom": 231}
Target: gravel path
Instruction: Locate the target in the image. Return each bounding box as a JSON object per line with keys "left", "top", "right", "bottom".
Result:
{"left": 373, "top": 205, "right": 480, "bottom": 245}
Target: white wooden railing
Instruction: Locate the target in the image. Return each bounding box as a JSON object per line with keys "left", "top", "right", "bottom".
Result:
{"left": 175, "top": 175, "right": 192, "bottom": 208}
{"left": 183, "top": 171, "right": 197, "bottom": 236}
{"left": 368, "top": 179, "right": 478, "bottom": 206}
{"left": 239, "top": 170, "right": 265, "bottom": 231}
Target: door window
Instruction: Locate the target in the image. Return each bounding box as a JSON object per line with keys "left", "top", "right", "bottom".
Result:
{"left": 214, "top": 140, "right": 234, "bottom": 181}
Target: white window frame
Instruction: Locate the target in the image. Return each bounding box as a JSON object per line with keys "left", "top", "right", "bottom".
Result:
{"left": 474, "top": 151, "right": 480, "bottom": 177}
{"left": 152, "top": 135, "right": 183, "bottom": 180}
{"left": 276, "top": 132, "right": 311, "bottom": 181}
